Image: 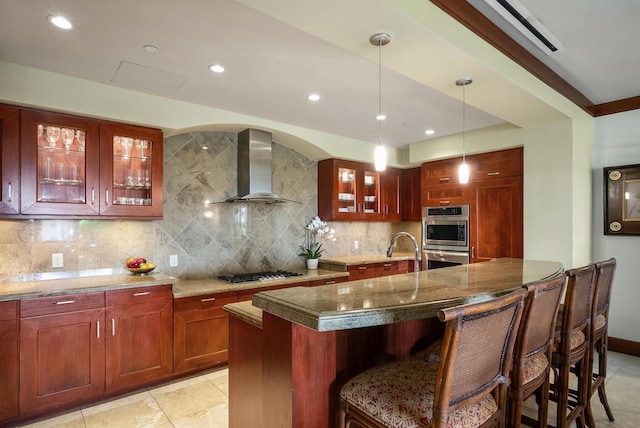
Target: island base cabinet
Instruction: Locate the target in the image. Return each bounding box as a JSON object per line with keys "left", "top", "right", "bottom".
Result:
{"left": 105, "top": 285, "right": 173, "bottom": 393}
{"left": 19, "top": 293, "right": 105, "bottom": 415}
{"left": 0, "top": 301, "right": 18, "bottom": 423}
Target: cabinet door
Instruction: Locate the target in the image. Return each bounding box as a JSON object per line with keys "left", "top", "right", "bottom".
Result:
{"left": 307, "top": 276, "right": 349, "bottom": 287}
{"left": 401, "top": 167, "right": 422, "bottom": 221}
{"left": 348, "top": 264, "right": 377, "bottom": 280}
{"left": 421, "top": 158, "right": 468, "bottom": 207}
{"left": 382, "top": 168, "right": 401, "bottom": 221}
{"left": 20, "top": 109, "right": 100, "bottom": 215}
{"left": 20, "top": 296, "right": 105, "bottom": 413}
{"left": 0, "top": 105, "right": 20, "bottom": 215}
{"left": 0, "top": 301, "right": 18, "bottom": 422}
{"left": 469, "top": 147, "right": 522, "bottom": 181}
{"left": 469, "top": 176, "right": 523, "bottom": 263}
{"left": 99, "top": 122, "right": 163, "bottom": 218}
{"left": 105, "top": 285, "right": 173, "bottom": 392}
{"left": 174, "top": 292, "right": 237, "bottom": 375}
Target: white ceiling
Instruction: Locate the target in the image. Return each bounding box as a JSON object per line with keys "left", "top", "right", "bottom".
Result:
{"left": 0, "top": 0, "right": 636, "bottom": 150}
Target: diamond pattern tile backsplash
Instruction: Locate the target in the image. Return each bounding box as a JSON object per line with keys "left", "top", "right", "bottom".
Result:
{"left": 0, "top": 131, "right": 420, "bottom": 283}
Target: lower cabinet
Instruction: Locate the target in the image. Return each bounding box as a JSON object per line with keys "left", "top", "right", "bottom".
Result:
{"left": 0, "top": 301, "right": 18, "bottom": 421}
{"left": 174, "top": 291, "right": 237, "bottom": 375}
{"left": 19, "top": 293, "right": 105, "bottom": 414}
{"left": 349, "top": 260, "right": 410, "bottom": 280}
{"left": 105, "top": 285, "right": 173, "bottom": 393}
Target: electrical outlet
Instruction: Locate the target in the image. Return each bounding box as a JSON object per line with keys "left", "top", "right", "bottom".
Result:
{"left": 354, "top": 240, "right": 359, "bottom": 249}
{"left": 52, "top": 253, "right": 64, "bottom": 268}
{"left": 169, "top": 255, "right": 178, "bottom": 267}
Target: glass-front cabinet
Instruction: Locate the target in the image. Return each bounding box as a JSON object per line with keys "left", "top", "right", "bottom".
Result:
{"left": 20, "top": 110, "right": 162, "bottom": 218}
{"left": 21, "top": 109, "right": 100, "bottom": 216}
{"left": 99, "top": 122, "right": 162, "bottom": 217}
{"left": 319, "top": 159, "right": 382, "bottom": 221}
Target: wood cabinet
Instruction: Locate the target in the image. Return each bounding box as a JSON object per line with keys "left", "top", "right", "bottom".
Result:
{"left": 468, "top": 148, "right": 523, "bottom": 263}
{"left": 7, "top": 106, "right": 162, "bottom": 219}
{"left": 421, "top": 157, "right": 468, "bottom": 207}
{"left": 0, "top": 105, "right": 20, "bottom": 215}
{"left": 348, "top": 260, "right": 410, "bottom": 281}
{"left": 307, "top": 276, "right": 349, "bottom": 287}
{"left": 401, "top": 167, "right": 422, "bottom": 221}
{"left": 19, "top": 293, "right": 105, "bottom": 414}
{"left": 0, "top": 301, "right": 18, "bottom": 422}
{"left": 174, "top": 291, "right": 237, "bottom": 375}
{"left": 382, "top": 167, "right": 402, "bottom": 221}
{"left": 106, "top": 285, "right": 173, "bottom": 393}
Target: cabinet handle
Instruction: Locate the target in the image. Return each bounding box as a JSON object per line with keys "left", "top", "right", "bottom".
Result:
{"left": 133, "top": 291, "right": 150, "bottom": 297}
{"left": 111, "top": 318, "right": 116, "bottom": 336}
{"left": 97, "top": 320, "right": 100, "bottom": 339}
{"left": 7, "top": 181, "right": 11, "bottom": 202}
{"left": 487, "top": 172, "right": 500, "bottom": 176}
{"left": 471, "top": 246, "right": 475, "bottom": 259}
{"left": 201, "top": 297, "right": 217, "bottom": 302}
{"left": 358, "top": 266, "right": 368, "bottom": 270}
{"left": 384, "top": 204, "right": 389, "bottom": 214}
{"left": 324, "top": 280, "right": 336, "bottom": 285}
{"left": 383, "top": 263, "right": 392, "bottom": 267}
{"left": 439, "top": 200, "right": 450, "bottom": 206}
{"left": 439, "top": 177, "right": 450, "bottom": 182}
{"left": 105, "top": 189, "right": 109, "bottom": 205}
{"left": 91, "top": 187, "right": 95, "bottom": 205}
{"left": 54, "top": 300, "right": 76, "bottom": 305}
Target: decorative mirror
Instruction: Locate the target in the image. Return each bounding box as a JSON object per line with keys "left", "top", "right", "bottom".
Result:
{"left": 604, "top": 164, "right": 640, "bottom": 235}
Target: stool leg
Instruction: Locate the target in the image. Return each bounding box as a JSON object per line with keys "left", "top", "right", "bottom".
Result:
{"left": 597, "top": 339, "right": 615, "bottom": 422}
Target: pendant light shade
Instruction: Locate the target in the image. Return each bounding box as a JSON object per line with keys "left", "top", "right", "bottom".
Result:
{"left": 456, "top": 77, "right": 473, "bottom": 184}
{"left": 370, "top": 33, "right": 390, "bottom": 172}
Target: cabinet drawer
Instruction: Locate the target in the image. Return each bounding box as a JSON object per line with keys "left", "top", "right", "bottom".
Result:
{"left": 0, "top": 300, "right": 17, "bottom": 321}
{"left": 307, "top": 276, "right": 349, "bottom": 287}
{"left": 174, "top": 291, "right": 237, "bottom": 312}
{"left": 348, "top": 264, "right": 376, "bottom": 280}
{"left": 237, "top": 282, "right": 307, "bottom": 302}
{"left": 106, "top": 284, "right": 172, "bottom": 306}
{"left": 422, "top": 158, "right": 461, "bottom": 185}
{"left": 20, "top": 292, "right": 105, "bottom": 318}
{"left": 375, "top": 261, "right": 400, "bottom": 276}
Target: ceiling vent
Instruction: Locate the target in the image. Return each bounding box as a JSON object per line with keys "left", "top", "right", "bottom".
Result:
{"left": 484, "top": 0, "right": 564, "bottom": 55}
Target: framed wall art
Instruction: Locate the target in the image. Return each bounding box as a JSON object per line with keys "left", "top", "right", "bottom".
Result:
{"left": 604, "top": 164, "right": 640, "bottom": 235}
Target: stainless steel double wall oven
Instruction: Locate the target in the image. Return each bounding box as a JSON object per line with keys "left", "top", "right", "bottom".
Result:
{"left": 422, "top": 205, "right": 470, "bottom": 269}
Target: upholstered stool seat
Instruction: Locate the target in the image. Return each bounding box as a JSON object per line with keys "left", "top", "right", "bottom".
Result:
{"left": 552, "top": 329, "right": 585, "bottom": 352}
{"left": 340, "top": 359, "right": 498, "bottom": 428}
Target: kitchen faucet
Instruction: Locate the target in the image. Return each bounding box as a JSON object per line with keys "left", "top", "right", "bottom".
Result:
{"left": 386, "top": 232, "right": 420, "bottom": 272}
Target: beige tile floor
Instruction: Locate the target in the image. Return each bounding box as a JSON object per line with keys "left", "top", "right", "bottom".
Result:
{"left": 16, "top": 351, "right": 640, "bottom": 427}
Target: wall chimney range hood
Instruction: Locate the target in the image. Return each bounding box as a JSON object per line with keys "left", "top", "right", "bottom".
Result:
{"left": 224, "top": 128, "right": 300, "bottom": 204}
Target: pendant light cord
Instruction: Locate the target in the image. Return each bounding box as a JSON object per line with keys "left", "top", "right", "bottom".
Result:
{"left": 378, "top": 39, "right": 382, "bottom": 147}
{"left": 461, "top": 81, "right": 466, "bottom": 163}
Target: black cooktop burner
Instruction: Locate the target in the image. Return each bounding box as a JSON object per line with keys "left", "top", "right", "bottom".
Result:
{"left": 217, "top": 270, "right": 304, "bottom": 284}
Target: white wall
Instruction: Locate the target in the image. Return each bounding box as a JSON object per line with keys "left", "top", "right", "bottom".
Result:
{"left": 593, "top": 110, "right": 640, "bottom": 342}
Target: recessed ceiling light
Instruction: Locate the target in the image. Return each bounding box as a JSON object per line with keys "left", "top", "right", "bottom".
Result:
{"left": 308, "top": 94, "right": 320, "bottom": 101}
{"left": 209, "top": 64, "right": 224, "bottom": 73}
{"left": 425, "top": 129, "right": 435, "bottom": 135}
{"left": 47, "top": 15, "right": 73, "bottom": 30}
{"left": 376, "top": 114, "right": 386, "bottom": 121}
{"left": 143, "top": 45, "right": 159, "bottom": 53}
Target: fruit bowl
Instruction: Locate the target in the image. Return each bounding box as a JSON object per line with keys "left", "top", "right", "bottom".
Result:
{"left": 127, "top": 266, "right": 156, "bottom": 275}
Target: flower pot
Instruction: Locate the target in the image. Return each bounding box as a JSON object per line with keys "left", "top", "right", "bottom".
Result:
{"left": 306, "top": 258, "right": 319, "bottom": 270}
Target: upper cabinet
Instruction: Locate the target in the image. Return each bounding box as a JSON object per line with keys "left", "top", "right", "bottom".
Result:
{"left": 318, "top": 159, "right": 383, "bottom": 221}
{"left": 401, "top": 167, "right": 421, "bottom": 221}
{"left": 421, "top": 157, "right": 468, "bottom": 207}
{"left": 9, "top": 106, "right": 162, "bottom": 219}
{"left": 0, "top": 105, "right": 20, "bottom": 215}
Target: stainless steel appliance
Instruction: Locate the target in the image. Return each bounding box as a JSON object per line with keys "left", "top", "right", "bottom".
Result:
{"left": 217, "top": 270, "right": 303, "bottom": 283}
{"left": 422, "top": 205, "right": 470, "bottom": 269}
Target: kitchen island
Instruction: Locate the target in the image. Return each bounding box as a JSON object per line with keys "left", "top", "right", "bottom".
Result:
{"left": 225, "top": 258, "right": 564, "bottom": 428}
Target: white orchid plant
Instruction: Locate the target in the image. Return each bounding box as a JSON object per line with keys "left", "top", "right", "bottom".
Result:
{"left": 298, "top": 216, "right": 337, "bottom": 259}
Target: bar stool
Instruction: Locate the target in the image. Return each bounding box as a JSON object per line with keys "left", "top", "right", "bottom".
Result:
{"left": 339, "top": 289, "right": 526, "bottom": 428}
{"left": 508, "top": 275, "right": 567, "bottom": 428}
{"left": 584, "top": 258, "right": 616, "bottom": 427}
{"left": 549, "top": 264, "right": 596, "bottom": 428}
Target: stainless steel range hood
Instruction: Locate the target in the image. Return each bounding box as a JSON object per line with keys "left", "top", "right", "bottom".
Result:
{"left": 225, "top": 129, "right": 300, "bottom": 204}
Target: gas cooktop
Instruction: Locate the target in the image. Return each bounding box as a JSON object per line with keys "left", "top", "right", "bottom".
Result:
{"left": 217, "top": 270, "right": 303, "bottom": 284}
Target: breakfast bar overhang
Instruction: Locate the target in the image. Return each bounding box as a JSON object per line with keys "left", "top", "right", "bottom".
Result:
{"left": 225, "top": 258, "right": 564, "bottom": 428}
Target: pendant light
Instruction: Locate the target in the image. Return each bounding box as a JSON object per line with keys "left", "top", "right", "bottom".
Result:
{"left": 370, "top": 33, "right": 390, "bottom": 172}
{"left": 456, "top": 77, "right": 473, "bottom": 184}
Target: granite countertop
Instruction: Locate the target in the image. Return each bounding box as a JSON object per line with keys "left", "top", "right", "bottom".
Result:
{"left": 0, "top": 270, "right": 176, "bottom": 302}
{"left": 319, "top": 252, "right": 420, "bottom": 269}
{"left": 224, "top": 301, "right": 263, "bottom": 328}
{"left": 252, "top": 258, "right": 564, "bottom": 332}
{"left": 0, "top": 268, "right": 349, "bottom": 302}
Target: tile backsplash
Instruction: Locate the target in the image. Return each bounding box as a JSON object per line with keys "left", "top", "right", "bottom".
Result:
{"left": 0, "top": 131, "right": 420, "bottom": 283}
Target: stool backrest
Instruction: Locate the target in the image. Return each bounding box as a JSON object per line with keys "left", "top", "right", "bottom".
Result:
{"left": 593, "top": 258, "right": 616, "bottom": 320}
{"left": 558, "top": 264, "right": 596, "bottom": 356}
{"left": 434, "top": 289, "right": 526, "bottom": 425}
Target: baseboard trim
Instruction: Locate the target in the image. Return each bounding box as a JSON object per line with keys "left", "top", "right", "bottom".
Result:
{"left": 608, "top": 336, "right": 640, "bottom": 357}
